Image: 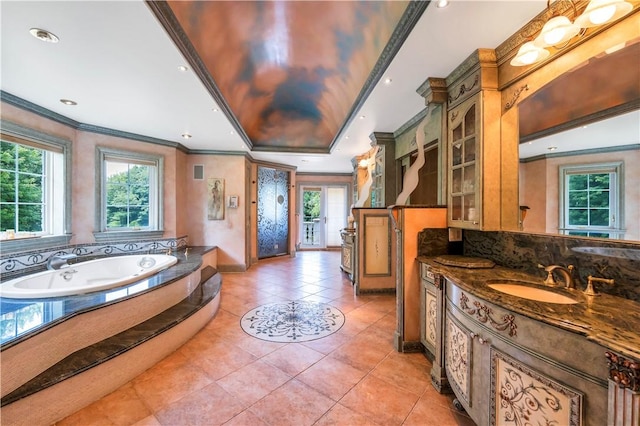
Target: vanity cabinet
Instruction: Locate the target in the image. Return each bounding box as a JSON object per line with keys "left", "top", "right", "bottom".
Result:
{"left": 420, "top": 263, "right": 451, "bottom": 393}
{"left": 445, "top": 49, "right": 502, "bottom": 230}
{"left": 340, "top": 228, "right": 355, "bottom": 282}
{"left": 444, "top": 278, "right": 609, "bottom": 426}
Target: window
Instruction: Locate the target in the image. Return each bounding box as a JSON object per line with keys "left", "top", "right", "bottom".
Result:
{"left": 95, "top": 147, "right": 163, "bottom": 241}
{"left": 0, "top": 121, "right": 71, "bottom": 252}
{"left": 559, "top": 162, "right": 623, "bottom": 238}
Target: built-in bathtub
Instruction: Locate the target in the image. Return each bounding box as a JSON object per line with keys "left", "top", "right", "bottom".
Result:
{"left": 0, "top": 254, "right": 178, "bottom": 299}
{"left": 0, "top": 247, "right": 220, "bottom": 425}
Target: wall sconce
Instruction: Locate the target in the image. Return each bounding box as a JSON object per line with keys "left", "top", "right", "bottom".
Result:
{"left": 510, "top": 0, "right": 633, "bottom": 66}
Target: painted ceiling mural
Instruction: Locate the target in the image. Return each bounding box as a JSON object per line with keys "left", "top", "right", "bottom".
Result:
{"left": 162, "top": 0, "right": 411, "bottom": 153}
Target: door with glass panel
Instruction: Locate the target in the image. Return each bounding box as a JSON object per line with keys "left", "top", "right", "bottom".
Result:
{"left": 299, "top": 185, "right": 347, "bottom": 249}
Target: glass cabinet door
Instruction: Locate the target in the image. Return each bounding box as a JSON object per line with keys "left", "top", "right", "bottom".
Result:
{"left": 449, "top": 98, "right": 479, "bottom": 227}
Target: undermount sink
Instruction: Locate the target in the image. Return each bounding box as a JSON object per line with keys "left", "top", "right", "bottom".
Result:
{"left": 487, "top": 281, "right": 579, "bottom": 304}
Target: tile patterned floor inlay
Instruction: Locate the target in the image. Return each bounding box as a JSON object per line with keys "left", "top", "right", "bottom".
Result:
{"left": 240, "top": 300, "right": 345, "bottom": 343}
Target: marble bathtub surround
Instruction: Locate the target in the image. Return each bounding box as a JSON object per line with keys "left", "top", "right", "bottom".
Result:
{"left": 0, "top": 236, "right": 188, "bottom": 278}
{"left": 0, "top": 245, "right": 206, "bottom": 348}
{"left": 463, "top": 230, "right": 640, "bottom": 302}
{"left": 1, "top": 265, "right": 221, "bottom": 407}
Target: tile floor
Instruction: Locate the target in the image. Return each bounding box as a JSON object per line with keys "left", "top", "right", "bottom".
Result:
{"left": 57, "top": 251, "right": 476, "bottom": 426}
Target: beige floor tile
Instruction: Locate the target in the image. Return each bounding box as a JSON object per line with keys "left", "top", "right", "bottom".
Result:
{"left": 370, "top": 353, "right": 432, "bottom": 396}
{"left": 296, "top": 356, "right": 368, "bottom": 401}
{"left": 314, "top": 403, "right": 380, "bottom": 426}
{"left": 247, "top": 379, "right": 335, "bottom": 426}
{"left": 260, "top": 343, "right": 324, "bottom": 376}
{"left": 216, "top": 360, "right": 291, "bottom": 405}
{"left": 222, "top": 410, "right": 270, "bottom": 426}
{"left": 404, "top": 393, "right": 476, "bottom": 426}
{"left": 340, "top": 375, "right": 420, "bottom": 425}
{"left": 154, "top": 382, "right": 246, "bottom": 426}
{"left": 132, "top": 355, "right": 213, "bottom": 412}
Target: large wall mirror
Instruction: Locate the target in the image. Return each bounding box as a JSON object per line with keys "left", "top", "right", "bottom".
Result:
{"left": 518, "top": 37, "right": 639, "bottom": 241}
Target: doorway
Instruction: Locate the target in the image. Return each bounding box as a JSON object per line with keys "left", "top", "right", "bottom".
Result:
{"left": 257, "top": 166, "right": 289, "bottom": 259}
{"left": 299, "top": 185, "right": 347, "bottom": 249}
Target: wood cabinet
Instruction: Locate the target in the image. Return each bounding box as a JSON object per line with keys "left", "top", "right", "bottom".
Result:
{"left": 340, "top": 228, "right": 355, "bottom": 282}
{"left": 369, "top": 132, "right": 397, "bottom": 208}
{"left": 445, "top": 49, "right": 502, "bottom": 230}
{"left": 420, "top": 262, "right": 451, "bottom": 393}
{"left": 389, "top": 206, "right": 447, "bottom": 352}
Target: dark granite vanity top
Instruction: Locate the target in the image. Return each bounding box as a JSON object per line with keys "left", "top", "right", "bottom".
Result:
{"left": 418, "top": 256, "right": 640, "bottom": 361}
{"left": 0, "top": 247, "right": 215, "bottom": 348}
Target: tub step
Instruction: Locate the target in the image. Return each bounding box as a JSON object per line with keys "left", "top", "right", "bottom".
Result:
{"left": 1, "top": 266, "right": 221, "bottom": 407}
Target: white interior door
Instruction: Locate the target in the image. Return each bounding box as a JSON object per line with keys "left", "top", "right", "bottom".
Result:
{"left": 299, "top": 185, "right": 347, "bottom": 248}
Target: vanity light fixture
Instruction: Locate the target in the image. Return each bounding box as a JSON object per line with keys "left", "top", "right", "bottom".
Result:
{"left": 60, "top": 99, "right": 77, "bottom": 106}
{"left": 574, "top": 0, "right": 632, "bottom": 27}
{"left": 510, "top": 0, "right": 633, "bottom": 66}
{"left": 30, "top": 28, "right": 59, "bottom": 43}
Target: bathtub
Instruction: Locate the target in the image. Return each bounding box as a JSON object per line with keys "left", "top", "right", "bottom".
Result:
{"left": 0, "top": 254, "right": 178, "bottom": 299}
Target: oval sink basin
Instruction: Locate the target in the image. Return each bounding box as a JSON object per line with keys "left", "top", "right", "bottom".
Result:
{"left": 487, "top": 283, "right": 578, "bottom": 304}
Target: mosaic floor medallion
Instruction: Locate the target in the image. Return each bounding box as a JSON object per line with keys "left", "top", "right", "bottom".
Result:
{"left": 240, "top": 300, "right": 345, "bottom": 343}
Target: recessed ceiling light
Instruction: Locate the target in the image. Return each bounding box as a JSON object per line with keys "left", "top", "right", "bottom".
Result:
{"left": 182, "top": 133, "right": 192, "bottom": 139}
{"left": 345, "top": 136, "right": 350, "bottom": 139}
{"left": 547, "top": 146, "right": 558, "bottom": 151}
{"left": 212, "top": 108, "right": 219, "bottom": 112}
{"left": 230, "top": 131, "right": 234, "bottom": 135}
{"left": 359, "top": 115, "right": 365, "bottom": 119}
{"left": 30, "top": 28, "right": 59, "bottom": 43}
{"left": 301, "top": 160, "right": 309, "bottom": 163}
{"left": 60, "top": 99, "right": 77, "bottom": 106}
{"left": 384, "top": 78, "right": 392, "bottom": 85}
{"left": 436, "top": 0, "right": 449, "bottom": 8}
{"left": 178, "top": 65, "right": 189, "bottom": 72}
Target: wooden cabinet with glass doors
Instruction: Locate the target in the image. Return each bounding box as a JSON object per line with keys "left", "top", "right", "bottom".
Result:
{"left": 445, "top": 49, "right": 502, "bottom": 230}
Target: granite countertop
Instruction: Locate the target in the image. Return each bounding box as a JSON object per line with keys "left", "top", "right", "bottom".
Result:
{"left": 417, "top": 256, "right": 640, "bottom": 361}
{"left": 0, "top": 246, "right": 215, "bottom": 348}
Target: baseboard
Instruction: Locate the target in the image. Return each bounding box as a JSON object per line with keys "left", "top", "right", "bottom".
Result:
{"left": 356, "top": 288, "right": 396, "bottom": 295}
{"left": 216, "top": 264, "right": 247, "bottom": 272}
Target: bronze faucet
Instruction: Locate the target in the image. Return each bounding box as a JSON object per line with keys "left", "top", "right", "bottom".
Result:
{"left": 538, "top": 264, "right": 576, "bottom": 289}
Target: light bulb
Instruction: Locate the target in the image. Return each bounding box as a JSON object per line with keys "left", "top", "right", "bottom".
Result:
{"left": 510, "top": 42, "right": 549, "bottom": 66}
{"left": 589, "top": 4, "right": 616, "bottom": 24}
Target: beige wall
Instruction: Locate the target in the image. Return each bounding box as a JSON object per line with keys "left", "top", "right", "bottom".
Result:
{"left": 185, "top": 154, "right": 248, "bottom": 269}
{"left": 1, "top": 103, "right": 179, "bottom": 244}
{"left": 520, "top": 150, "right": 640, "bottom": 240}
{"left": 1, "top": 102, "right": 253, "bottom": 268}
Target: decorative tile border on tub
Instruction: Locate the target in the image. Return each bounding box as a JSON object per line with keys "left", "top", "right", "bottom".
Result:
{"left": 0, "top": 236, "right": 188, "bottom": 279}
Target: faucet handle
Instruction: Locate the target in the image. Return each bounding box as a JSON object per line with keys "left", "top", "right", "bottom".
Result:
{"left": 537, "top": 264, "right": 556, "bottom": 286}
{"left": 584, "top": 275, "right": 615, "bottom": 296}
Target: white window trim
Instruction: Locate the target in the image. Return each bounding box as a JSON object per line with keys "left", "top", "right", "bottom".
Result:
{"left": 0, "top": 120, "right": 72, "bottom": 254}
{"left": 94, "top": 147, "right": 164, "bottom": 242}
{"left": 558, "top": 161, "right": 624, "bottom": 238}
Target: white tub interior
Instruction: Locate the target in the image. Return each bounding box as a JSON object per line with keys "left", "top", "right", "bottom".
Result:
{"left": 0, "top": 254, "right": 178, "bottom": 299}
